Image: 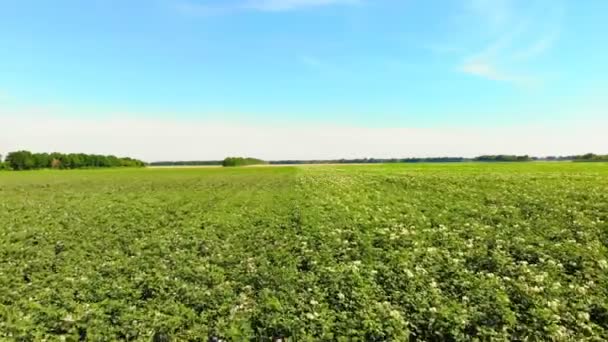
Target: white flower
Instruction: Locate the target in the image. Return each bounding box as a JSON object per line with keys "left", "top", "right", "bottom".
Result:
{"left": 547, "top": 300, "right": 559, "bottom": 310}
{"left": 530, "top": 286, "right": 543, "bottom": 293}
{"left": 389, "top": 309, "right": 402, "bottom": 319}
{"left": 534, "top": 273, "right": 547, "bottom": 283}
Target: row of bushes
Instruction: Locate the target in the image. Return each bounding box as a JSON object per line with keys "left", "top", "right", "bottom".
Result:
{"left": 150, "top": 160, "right": 222, "bottom": 166}
{"left": 0, "top": 151, "right": 146, "bottom": 170}
{"left": 573, "top": 153, "right": 608, "bottom": 162}
{"left": 270, "top": 157, "right": 466, "bottom": 164}
{"left": 222, "top": 157, "right": 267, "bottom": 167}
{"left": 474, "top": 155, "right": 532, "bottom": 162}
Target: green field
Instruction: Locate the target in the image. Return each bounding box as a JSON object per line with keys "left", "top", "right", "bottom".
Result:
{"left": 1, "top": 163, "right": 608, "bottom": 340}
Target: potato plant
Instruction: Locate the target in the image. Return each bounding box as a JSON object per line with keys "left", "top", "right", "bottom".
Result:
{"left": 1, "top": 163, "right": 607, "bottom": 340}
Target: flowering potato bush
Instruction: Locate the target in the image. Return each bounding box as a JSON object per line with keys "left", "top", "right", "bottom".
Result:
{"left": 0, "top": 163, "right": 607, "bottom": 340}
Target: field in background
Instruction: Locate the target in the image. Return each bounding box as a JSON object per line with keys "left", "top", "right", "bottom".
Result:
{"left": 1, "top": 163, "right": 607, "bottom": 340}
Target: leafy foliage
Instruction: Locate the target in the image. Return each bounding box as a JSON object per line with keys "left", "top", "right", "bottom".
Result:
{"left": 150, "top": 154, "right": 608, "bottom": 166}
{"left": 269, "top": 157, "right": 466, "bottom": 164}
{"left": 0, "top": 163, "right": 607, "bottom": 340}
{"left": 222, "top": 157, "right": 267, "bottom": 167}
{"left": 573, "top": 153, "right": 608, "bottom": 162}
{"left": 150, "top": 160, "right": 223, "bottom": 166}
{"left": 474, "top": 155, "right": 532, "bottom": 162}
{"left": 4, "top": 150, "right": 146, "bottom": 170}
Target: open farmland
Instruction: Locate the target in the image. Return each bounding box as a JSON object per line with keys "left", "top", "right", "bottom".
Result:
{"left": 1, "top": 163, "right": 608, "bottom": 340}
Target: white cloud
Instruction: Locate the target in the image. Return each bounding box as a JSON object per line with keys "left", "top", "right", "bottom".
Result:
{"left": 1, "top": 108, "right": 605, "bottom": 162}
{"left": 512, "top": 29, "right": 560, "bottom": 62}
{"left": 458, "top": 0, "right": 564, "bottom": 84}
{"left": 459, "top": 60, "right": 535, "bottom": 86}
{"left": 460, "top": 61, "right": 508, "bottom": 82}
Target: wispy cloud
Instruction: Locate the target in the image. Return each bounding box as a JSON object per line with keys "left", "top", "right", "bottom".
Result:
{"left": 459, "top": 61, "right": 534, "bottom": 86}
{"left": 458, "top": 0, "right": 564, "bottom": 85}
{"left": 459, "top": 61, "right": 510, "bottom": 82}
{"left": 511, "top": 29, "right": 560, "bottom": 62}
{"left": 175, "top": 0, "right": 361, "bottom": 15}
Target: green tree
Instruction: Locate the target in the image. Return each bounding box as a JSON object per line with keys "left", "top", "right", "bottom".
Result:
{"left": 222, "top": 157, "right": 267, "bottom": 167}
{"left": 33, "top": 153, "right": 51, "bottom": 168}
{"left": 0, "top": 154, "right": 9, "bottom": 170}
{"left": 2, "top": 151, "right": 146, "bottom": 170}
{"left": 6, "top": 151, "right": 36, "bottom": 170}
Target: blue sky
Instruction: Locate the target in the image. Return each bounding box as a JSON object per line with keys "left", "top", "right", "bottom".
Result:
{"left": 1, "top": 0, "right": 607, "bottom": 160}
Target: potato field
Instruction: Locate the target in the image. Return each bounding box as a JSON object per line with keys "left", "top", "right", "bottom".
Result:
{"left": 1, "top": 163, "right": 607, "bottom": 341}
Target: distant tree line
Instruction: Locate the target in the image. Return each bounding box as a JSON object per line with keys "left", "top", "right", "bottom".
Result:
{"left": 542, "top": 156, "right": 580, "bottom": 161}
{"left": 473, "top": 155, "right": 532, "bottom": 162}
{"left": 150, "top": 160, "right": 223, "bottom": 166}
{"left": 222, "top": 157, "right": 267, "bottom": 167}
{"left": 269, "top": 157, "right": 466, "bottom": 164}
{"left": 572, "top": 153, "right": 608, "bottom": 162}
{"left": 474, "top": 154, "right": 608, "bottom": 162}
{"left": 142, "top": 154, "right": 608, "bottom": 167}
{"left": 0, "top": 151, "right": 146, "bottom": 171}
